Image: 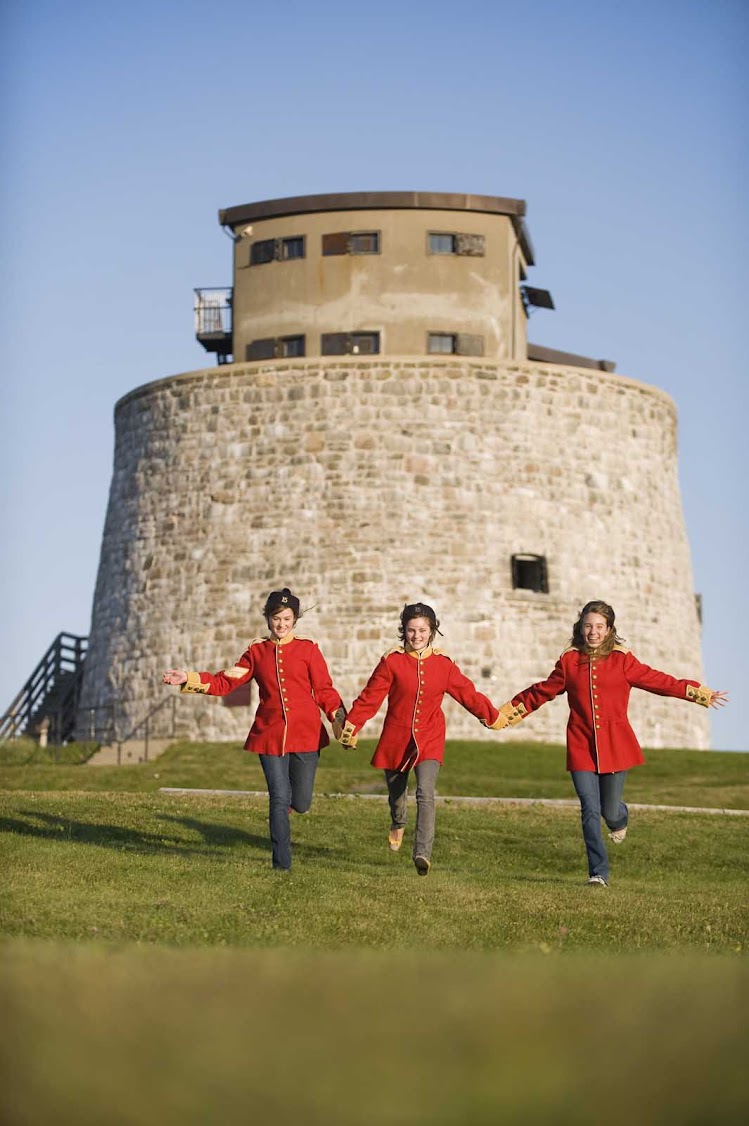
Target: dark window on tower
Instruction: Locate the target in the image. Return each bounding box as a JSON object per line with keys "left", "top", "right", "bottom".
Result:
{"left": 511, "top": 554, "right": 549, "bottom": 593}
{"left": 281, "top": 237, "right": 305, "bottom": 260}
{"left": 322, "top": 231, "right": 381, "bottom": 255}
{"left": 250, "top": 236, "right": 306, "bottom": 264}
{"left": 321, "top": 331, "right": 380, "bottom": 355}
{"left": 250, "top": 239, "right": 276, "bottom": 265}
{"left": 246, "top": 337, "right": 277, "bottom": 361}
{"left": 246, "top": 335, "right": 306, "bottom": 361}
{"left": 428, "top": 232, "right": 485, "bottom": 256}
{"left": 427, "top": 332, "right": 484, "bottom": 356}
{"left": 279, "top": 335, "right": 305, "bottom": 357}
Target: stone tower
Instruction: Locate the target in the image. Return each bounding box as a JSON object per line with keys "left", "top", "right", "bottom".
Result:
{"left": 80, "top": 192, "right": 709, "bottom": 749}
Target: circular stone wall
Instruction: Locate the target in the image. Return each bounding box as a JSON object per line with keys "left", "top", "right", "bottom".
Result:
{"left": 80, "top": 357, "right": 709, "bottom": 750}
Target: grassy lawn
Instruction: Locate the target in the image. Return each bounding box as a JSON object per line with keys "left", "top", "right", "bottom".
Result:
{"left": 1, "top": 742, "right": 747, "bottom": 1124}
{"left": 2, "top": 944, "right": 747, "bottom": 1126}
{"left": 2, "top": 738, "right": 748, "bottom": 808}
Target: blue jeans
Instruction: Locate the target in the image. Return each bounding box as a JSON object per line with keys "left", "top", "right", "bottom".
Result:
{"left": 260, "top": 751, "right": 320, "bottom": 870}
{"left": 570, "top": 770, "right": 628, "bottom": 881}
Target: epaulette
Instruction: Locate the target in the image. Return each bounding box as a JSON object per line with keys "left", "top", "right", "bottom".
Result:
{"left": 431, "top": 648, "right": 451, "bottom": 660}
{"left": 248, "top": 638, "right": 266, "bottom": 647}
{"left": 612, "top": 644, "right": 630, "bottom": 654}
{"left": 383, "top": 646, "right": 405, "bottom": 658}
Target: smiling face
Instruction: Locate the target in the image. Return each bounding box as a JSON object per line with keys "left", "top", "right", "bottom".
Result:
{"left": 404, "top": 616, "right": 432, "bottom": 652}
{"left": 582, "top": 611, "right": 611, "bottom": 650}
{"left": 268, "top": 607, "right": 296, "bottom": 640}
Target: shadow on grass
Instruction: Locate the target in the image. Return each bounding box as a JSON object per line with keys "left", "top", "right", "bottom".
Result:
{"left": 0, "top": 810, "right": 268, "bottom": 858}
{"left": 0, "top": 810, "right": 340, "bottom": 863}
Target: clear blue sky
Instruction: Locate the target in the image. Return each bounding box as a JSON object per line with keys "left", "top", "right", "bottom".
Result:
{"left": 1, "top": 0, "right": 747, "bottom": 749}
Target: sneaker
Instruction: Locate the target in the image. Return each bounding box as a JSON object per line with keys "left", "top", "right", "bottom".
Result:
{"left": 610, "top": 826, "right": 628, "bottom": 844}
{"left": 388, "top": 827, "right": 405, "bottom": 852}
{"left": 414, "top": 855, "right": 431, "bottom": 876}
{"left": 587, "top": 875, "right": 608, "bottom": 887}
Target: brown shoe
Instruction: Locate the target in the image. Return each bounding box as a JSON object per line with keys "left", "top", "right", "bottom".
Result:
{"left": 414, "top": 855, "right": 431, "bottom": 876}
{"left": 388, "top": 827, "right": 405, "bottom": 852}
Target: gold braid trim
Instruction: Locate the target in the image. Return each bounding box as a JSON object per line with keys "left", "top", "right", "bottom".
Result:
{"left": 340, "top": 720, "right": 358, "bottom": 748}
{"left": 487, "top": 711, "right": 509, "bottom": 731}
{"left": 180, "top": 670, "right": 210, "bottom": 694}
{"left": 498, "top": 700, "right": 527, "bottom": 726}
{"left": 223, "top": 665, "right": 247, "bottom": 679}
{"left": 686, "top": 684, "right": 713, "bottom": 708}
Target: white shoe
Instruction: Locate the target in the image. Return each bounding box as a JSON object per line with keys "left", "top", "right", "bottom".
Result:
{"left": 610, "top": 826, "right": 628, "bottom": 844}
{"left": 587, "top": 875, "right": 608, "bottom": 887}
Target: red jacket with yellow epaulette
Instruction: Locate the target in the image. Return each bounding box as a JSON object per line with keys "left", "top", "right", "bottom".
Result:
{"left": 500, "top": 646, "right": 712, "bottom": 773}
{"left": 181, "top": 635, "right": 344, "bottom": 756}
{"left": 343, "top": 646, "right": 503, "bottom": 772}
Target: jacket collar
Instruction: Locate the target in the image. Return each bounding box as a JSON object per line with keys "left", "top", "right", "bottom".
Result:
{"left": 269, "top": 633, "right": 295, "bottom": 646}
{"left": 405, "top": 645, "right": 433, "bottom": 660}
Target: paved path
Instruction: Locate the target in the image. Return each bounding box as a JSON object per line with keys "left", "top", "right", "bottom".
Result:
{"left": 158, "top": 787, "right": 749, "bottom": 817}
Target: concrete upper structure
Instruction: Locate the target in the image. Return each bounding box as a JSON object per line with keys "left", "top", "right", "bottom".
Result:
{"left": 217, "top": 191, "right": 538, "bottom": 365}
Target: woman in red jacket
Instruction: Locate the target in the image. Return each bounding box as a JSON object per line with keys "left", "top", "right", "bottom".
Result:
{"left": 496, "top": 600, "right": 728, "bottom": 887}
{"left": 340, "top": 602, "right": 505, "bottom": 876}
{"left": 163, "top": 588, "right": 346, "bottom": 871}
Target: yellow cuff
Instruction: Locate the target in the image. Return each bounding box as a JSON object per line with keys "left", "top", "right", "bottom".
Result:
{"left": 340, "top": 721, "right": 359, "bottom": 748}
{"left": 686, "top": 684, "right": 712, "bottom": 708}
{"left": 488, "top": 711, "right": 509, "bottom": 730}
{"left": 180, "top": 670, "right": 210, "bottom": 694}
{"left": 498, "top": 701, "right": 527, "bottom": 726}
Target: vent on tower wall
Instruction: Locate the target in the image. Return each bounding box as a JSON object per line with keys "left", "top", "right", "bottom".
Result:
{"left": 511, "top": 554, "right": 549, "bottom": 593}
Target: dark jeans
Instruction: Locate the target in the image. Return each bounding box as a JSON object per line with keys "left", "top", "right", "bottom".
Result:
{"left": 570, "top": 769, "right": 628, "bottom": 881}
{"left": 260, "top": 751, "right": 320, "bottom": 870}
{"left": 384, "top": 759, "right": 441, "bottom": 861}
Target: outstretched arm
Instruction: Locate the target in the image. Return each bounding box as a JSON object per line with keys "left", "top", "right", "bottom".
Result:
{"left": 340, "top": 657, "right": 393, "bottom": 747}
{"left": 496, "top": 658, "right": 568, "bottom": 729}
{"left": 445, "top": 663, "right": 505, "bottom": 729}
{"left": 624, "top": 654, "right": 728, "bottom": 709}
{"left": 163, "top": 652, "right": 255, "bottom": 696}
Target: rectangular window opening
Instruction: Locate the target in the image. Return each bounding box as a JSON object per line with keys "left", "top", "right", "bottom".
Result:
{"left": 321, "top": 331, "right": 380, "bottom": 356}
{"left": 428, "top": 232, "right": 485, "bottom": 257}
{"left": 511, "top": 554, "right": 549, "bottom": 594}
{"left": 250, "top": 236, "right": 306, "bottom": 264}
{"left": 428, "top": 333, "right": 457, "bottom": 354}
{"left": 323, "top": 231, "right": 381, "bottom": 256}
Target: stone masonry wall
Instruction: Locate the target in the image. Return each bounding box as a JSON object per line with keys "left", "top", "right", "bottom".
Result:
{"left": 80, "top": 358, "right": 710, "bottom": 750}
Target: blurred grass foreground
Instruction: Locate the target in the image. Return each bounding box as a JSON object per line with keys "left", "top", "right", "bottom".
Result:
{"left": 1, "top": 738, "right": 747, "bottom": 1124}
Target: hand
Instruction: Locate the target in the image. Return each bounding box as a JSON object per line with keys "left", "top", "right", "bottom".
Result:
{"left": 332, "top": 707, "right": 347, "bottom": 741}
{"left": 708, "top": 690, "right": 729, "bottom": 709}
{"left": 163, "top": 669, "right": 188, "bottom": 686}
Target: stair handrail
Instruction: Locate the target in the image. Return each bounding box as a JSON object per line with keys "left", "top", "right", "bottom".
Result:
{"left": 0, "top": 633, "right": 88, "bottom": 740}
{"left": 109, "top": 695, "right": 178, "bottom": 763}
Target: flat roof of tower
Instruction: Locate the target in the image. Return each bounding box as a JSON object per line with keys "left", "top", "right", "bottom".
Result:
{"left": 219, "top": 191, "right": 534, "bottom": 264}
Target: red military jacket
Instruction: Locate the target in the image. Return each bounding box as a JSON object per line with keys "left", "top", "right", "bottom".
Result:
{"left": 344, "top": 646, "right": 502, "bottom": 772}
{"left": 181, "top": 634, "right": 344, "bottom": 756}
{"left": 502, "top": 646, "right": 711, "bottom": 773}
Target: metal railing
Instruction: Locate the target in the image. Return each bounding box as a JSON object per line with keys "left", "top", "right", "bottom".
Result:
{"left": 194, "top": 287, "right": 232, "bottom": 336}
{"left": 0, "top": 633, "right": 88, "bottom": 742}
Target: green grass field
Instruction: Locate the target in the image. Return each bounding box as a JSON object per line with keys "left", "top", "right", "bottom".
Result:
{"left": 1, "top": 740, "right": 747, "bottom": 1124}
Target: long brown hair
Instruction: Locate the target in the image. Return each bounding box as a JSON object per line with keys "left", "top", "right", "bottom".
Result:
{"left": 570, "top": 600, "right": 625, "bottom": 656}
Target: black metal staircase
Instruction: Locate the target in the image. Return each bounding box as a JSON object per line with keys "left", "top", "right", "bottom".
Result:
{"left": 0, "top": 633, "right": 88, "bottom": 744}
